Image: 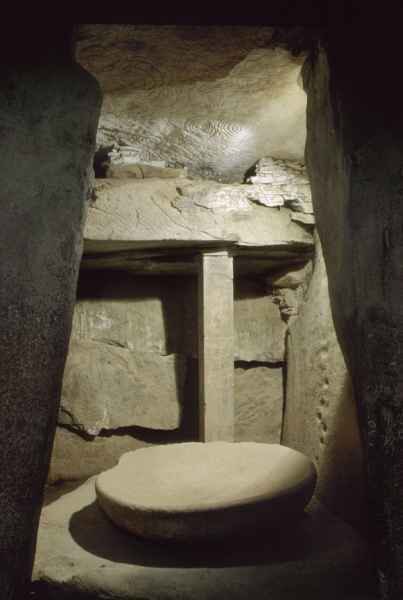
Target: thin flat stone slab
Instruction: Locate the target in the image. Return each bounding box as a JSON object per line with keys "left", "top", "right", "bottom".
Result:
{"left": 60, "top": 340, "right": 185, "bottom": 434}
{"left": 33, "top": 477, "right": 376, "bottom": 600}
{"left": 85, "top": 178, "right": 314, "bottom": 251}
{"left": 95, "top": 442, "right": 316, "bottom": 542}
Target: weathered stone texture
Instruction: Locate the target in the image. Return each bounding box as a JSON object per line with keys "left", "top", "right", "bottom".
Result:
{"left": 49, "top": 428, "right": 148, "bottom": 483}
{"left": 95, "top": 443, "right": 316, "bottom": 542}
{"left": 247, "top": 157, "right": 313, "bottom": 213}
{"left": 235, "top": 366, "right": 283, "bottom": 443}
{"left": 71, "top": 274, "right": 185, "bottom": 355}
{"left": 304, "top": 33, "right": 403, "bottom": 597}
{"left": 77, "top": 26, "right": 306, "bottom": 182}
{"left": 269, "top": 261, "right": 312, "bottom": 289}
{"left": 282, "top": 237, "right": 366, "bottom": 529}
{"left": 234, "top": 278, "right": 286, "bottom": 362}
{"left": 61, "top": 340, "right": 185, "bottom": 434}
{"left": 105, "top": 162, "right": 187, "bottom": 180}
{"left": 85, "top": 178, "right": 314, "bottom": 252}
{"left": 199, "top": 252, "right": 234, "bottom": 441}
{"left": 33, "top": 478, "right": 376, "bottom": 600}
{"left": 0, "top": 63, "right": 101, "bottom": 599}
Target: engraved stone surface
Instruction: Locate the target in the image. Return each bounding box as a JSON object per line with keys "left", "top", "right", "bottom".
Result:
{"left": 77, "top": 26, "right": 307, "bottom": 182}
{"left": 105, "top": 163, "right": 188, "bottom": 179}
{"left": 235, "top": 366, "right": 283, "bottom": 443}
{"left": 85, "top": 178, "right": 314, "bottom": 252}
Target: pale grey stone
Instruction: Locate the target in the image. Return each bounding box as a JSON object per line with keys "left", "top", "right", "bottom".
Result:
{"left": 77, "top": 26, "right": 307, "bottom": 182}
{"left": 60, "top": 340, "right": 185, "bottom": 434}
{"left": 234, "top": 278, "right": 286, "bottom": 362}
{"left": 85, "top": 178, "right": 314, "bottom": 252}
{"left": 198, "top": 252, "right": 234, "bottom": 441}
{"left": 291, "top": 212, "right": 316, "bottom": 225}
{"left": 95, "top": 443, "right": 316, "bottom": 541}
{"left": 235, "top": 366, "right": 283, "bottom": 443}
{"left": 33, "top": 478, "right": 375, "bottom": 600}
{"left": 105, "top": 163, "right": 187, "bottom": 179}
{"left": 247, "top": 157, "right": 313, "bottom": 213}
{"left": 71, "top": 275, "right": 185, "bottom": 356}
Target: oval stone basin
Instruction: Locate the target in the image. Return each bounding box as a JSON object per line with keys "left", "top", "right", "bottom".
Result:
{"left": 95, "top": 442, "right": 317, "bottom": 542}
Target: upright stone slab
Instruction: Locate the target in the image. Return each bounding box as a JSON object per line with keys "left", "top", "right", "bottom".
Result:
{"left": 304, "top": 24, "right": 403, "bottom": 598}
{"left": 199, "top": 251, "right": 234, "bottom": 441}
{"left": 0, "top": 56, "right": 101, "bottom": 599}
{"left": 60, "top": 340, "right": 185, "bottom": 433}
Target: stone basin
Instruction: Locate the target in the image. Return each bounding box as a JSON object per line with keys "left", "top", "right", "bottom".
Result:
{"left": 95, "top": 442, "right": 317, "bottom": 542}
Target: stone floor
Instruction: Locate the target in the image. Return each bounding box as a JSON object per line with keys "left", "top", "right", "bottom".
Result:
{"left": 32, "top": 477, "right": 378, "bottom": 600}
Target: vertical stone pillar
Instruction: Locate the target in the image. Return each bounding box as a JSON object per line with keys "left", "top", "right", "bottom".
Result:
{"left": 304, "top": 23, "right": 403, "bottom": 599}
{"left": 0, "top": 60, "right": 101, "bottom": 599}
{"left": 198, "top": 250, "right": 234, "bottom": 441}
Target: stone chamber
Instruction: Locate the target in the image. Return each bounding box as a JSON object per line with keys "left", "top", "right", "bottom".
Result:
{"left": 2, "top": 12, "right": 403, "bottom": 600}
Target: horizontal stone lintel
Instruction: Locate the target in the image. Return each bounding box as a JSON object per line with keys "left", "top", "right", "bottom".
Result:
{"left": 85, "top": 178, "right": 314, "bottom": 252}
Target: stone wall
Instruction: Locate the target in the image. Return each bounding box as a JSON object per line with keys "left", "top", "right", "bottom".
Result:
{"left": 282, "top": 235, "right": 367, "bottom": 530}
{"left": 49, "top": 273, "right": 289, "bottom": 482}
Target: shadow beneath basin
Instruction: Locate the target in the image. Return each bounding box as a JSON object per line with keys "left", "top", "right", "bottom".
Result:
{"left": 69, "top": 499, "right": 343, "bottom": 569}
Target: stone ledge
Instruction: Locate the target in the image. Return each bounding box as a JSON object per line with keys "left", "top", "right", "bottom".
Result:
{"left": 33, "top": 477, "right": 376, "bottom": 600}
{"left": 85, "top": 178, "right": 314, "bottom": 251}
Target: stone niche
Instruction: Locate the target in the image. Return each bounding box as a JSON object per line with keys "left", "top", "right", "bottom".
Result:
{"left": 50, "top": 271, "right": 290, "bottom": 482}
{"left": 49, "top": 165, "right": 315, "bottom": 483}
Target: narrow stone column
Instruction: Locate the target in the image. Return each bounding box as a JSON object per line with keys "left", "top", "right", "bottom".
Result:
{"left": 198, "top": 250, "right": 234, "bottom": 441}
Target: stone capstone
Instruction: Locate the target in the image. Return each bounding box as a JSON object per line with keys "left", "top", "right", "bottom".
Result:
{"left": 77, "top": 26, "right": 307, "bottom": 182}
{"left": 95, "top": 443, "right": 316, "bottom": 542}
